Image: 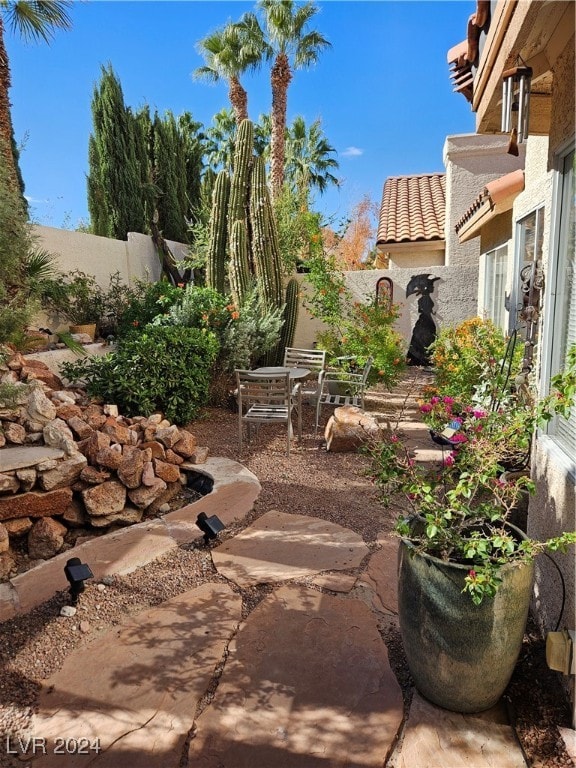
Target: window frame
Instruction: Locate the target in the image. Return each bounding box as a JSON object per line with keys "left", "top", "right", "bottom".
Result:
{"left": 482, "top": 243, "right": 508, "bottom": 331}
{"left": 539, "top": 140, "right": 576, "bottom": 476}
{"left": 508, "top": 206, "right": 545, "bottom": 335}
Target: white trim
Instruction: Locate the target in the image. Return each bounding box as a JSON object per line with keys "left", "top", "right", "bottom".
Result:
{"left": 536, "top": 434, "right": 576, "bottom": 483}
{"left": 540, "top": 142, "right": 575, "bottom": 459}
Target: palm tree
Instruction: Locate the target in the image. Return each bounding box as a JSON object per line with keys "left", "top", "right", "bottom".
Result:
{"left": 285, "top": 115, "right": 339, "bottom": 198}
{"left": 0, "top": 1, "right": 72, "bottom": 202}
{"left": 250, "top": 0, "right": 330, "bottom": 200}
{"left": 194, "top": 20, "right": 264, "bottom": 125}
{"left": 204, "top": 108, "right": 237, "bottom": 172}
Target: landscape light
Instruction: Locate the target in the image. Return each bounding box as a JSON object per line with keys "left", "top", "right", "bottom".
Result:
{"left": 64, "top": 557, "right": 94, "bottom": 605}
{"left": 196, "top": 512, "right": 225, "bottom": 546}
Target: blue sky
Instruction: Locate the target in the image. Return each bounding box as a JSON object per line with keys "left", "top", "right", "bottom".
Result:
{"left": 8, "top": 0, "right": 476, "bottom": 230}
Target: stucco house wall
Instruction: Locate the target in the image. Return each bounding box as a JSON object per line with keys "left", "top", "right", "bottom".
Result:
{"left": 443, "top": 134, "right": 525, "bottom": 267}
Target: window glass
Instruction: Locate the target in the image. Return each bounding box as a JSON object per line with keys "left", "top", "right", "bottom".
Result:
{"left": 548, "top": 148, "right": 575, "bottom": 457}
{"left": 483, "top": 244, "right": 508, "bottom": 330}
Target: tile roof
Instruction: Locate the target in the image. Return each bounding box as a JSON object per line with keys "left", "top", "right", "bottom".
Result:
{"left": 455, "top": 169, "right": 524, "bottom": 242}
{"left": 377, "top": 173, "right": 446, "bottom": 245}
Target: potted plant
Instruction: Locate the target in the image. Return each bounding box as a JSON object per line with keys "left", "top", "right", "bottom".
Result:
{"left": 368, "top": 346, "right": 576, "bottom": 713}
{"left": 43, "top": 270, "right": 105, "bottom": 341}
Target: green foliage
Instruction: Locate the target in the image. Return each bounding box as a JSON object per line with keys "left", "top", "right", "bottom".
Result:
{"left": 219, "top": 289, "right": 284, "bottom": 371}
{"left": 114, "top": 280, "right": 184, "bottom": 337}
{"left": 41, "top": 269, "right": 105, "bottom": 326}
{"left": 306, "top": 250, "right": 405, "bottom": 386}
{"left": 154, "top": 284, "right": 282, "bottom": 372}
{"left": 0, "top": 146, "right": 36, "bottom": 344}
{"left": 367, "top": 345, "right": 576, "bottom": 604}
{"left": 60, "top": 325, "right": 218, "bottom": 424}
{"left": 87, "top": 65, "right": 147, "bottom": 239}
{"left": 429, "top": 318, "right": 519, "bottom": 400}
{"left": 273, "top": 185, "right": 322, "bottom": 274}
{"left": 155, "top": 285, "right": 231, "bottom": 331}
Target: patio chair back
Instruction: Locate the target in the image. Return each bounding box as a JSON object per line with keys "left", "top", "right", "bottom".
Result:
{"left": 235, "top": 370, "right": 302, "bottom": 456}
{"left": 315, "top": 357, "right": 373, "bottom": 435}
{"left": 283, "top": 347, "right": 327, "bottom": 405}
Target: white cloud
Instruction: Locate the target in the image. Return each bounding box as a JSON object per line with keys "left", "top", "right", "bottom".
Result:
{"left": 342, "top": 146, "right": 363, "bottom": 157}
{"left": 25, "top": 195, "right": 50, "bottom": 204}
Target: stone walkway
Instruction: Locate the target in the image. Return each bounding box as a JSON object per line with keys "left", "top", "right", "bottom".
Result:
{"left": 18, "top": 376, "right": 530, "bottom": 767}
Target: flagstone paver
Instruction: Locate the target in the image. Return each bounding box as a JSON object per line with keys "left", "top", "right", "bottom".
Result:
{"left": 188, "top": 584, "right": 404, "bottom": 767}
{"left": 211, "top": 510, "right": 369, "bottom": 587}
{"left": 356, "top": 536, "right": 399, "bottom": 616}
{"left": 397, "top": 692, "right": 528, "bottom": 767}
{"left": 31, "top": 583, "right": 242, "bottom": 767}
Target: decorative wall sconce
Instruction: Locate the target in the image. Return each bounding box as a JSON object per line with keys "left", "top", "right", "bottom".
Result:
{"left": 501, "top": 61, "right": 532, "bottom": 154}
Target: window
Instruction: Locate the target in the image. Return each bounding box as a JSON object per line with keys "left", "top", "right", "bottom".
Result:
{"left": 546, "top": 146, "right": 575, "bottom": 459}
{"left": 509, "top": 206, "right": 544, "bottom": 334}
{"left": 483, "top": 244, "right": 508, "bottom": 330}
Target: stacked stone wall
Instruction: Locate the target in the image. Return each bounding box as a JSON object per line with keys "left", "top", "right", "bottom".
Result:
{"left": 0, "top": 353, "right": 208, "bottom": 579}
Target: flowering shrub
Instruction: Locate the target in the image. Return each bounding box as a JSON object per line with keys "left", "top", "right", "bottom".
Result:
{"left": 305, "top": 251, "right": 406, "bottom": 387}
{"left": 367, "top": 343, "right": 576, "bottom": 604}
{"left": 368, "top": 430, "right": 575, "bottom": 604}
{"left": 428, "top": 318, "right": 520, "bottom": 400}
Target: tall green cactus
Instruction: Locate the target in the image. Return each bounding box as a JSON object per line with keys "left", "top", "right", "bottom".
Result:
{"left": 228, "top": 219, "right": 251, "bottom": 306}
{"left": 250, "top": 155, "right": 282, "bottom": 310}
{"left": 206, "top": 170, "right": 230, "bottom": 294}
{"left": 205, "top": 120, "right": 299, "bottom": 358}
{"left": 228, "top": 120, "right": 253, "bottom": 234}
{"left": 279, "top": 277, "right": 299, "bottom": 353}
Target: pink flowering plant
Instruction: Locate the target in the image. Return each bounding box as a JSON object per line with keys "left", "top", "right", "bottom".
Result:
{"left": 368, "top": 432, "right": 575, "bottom": 605}
{"left": 367, "top": 345, "right": 576, "bottom": 605}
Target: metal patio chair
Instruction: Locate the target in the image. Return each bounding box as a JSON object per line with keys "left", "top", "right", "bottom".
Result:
{"left": 314, "top": 357, "right": 373, "bottom": 435}
{"left": 283, "top": 347, "right": 327, "bottom": 406}
{"left": 235, "top": 370, "right": 302, "bottom": 456}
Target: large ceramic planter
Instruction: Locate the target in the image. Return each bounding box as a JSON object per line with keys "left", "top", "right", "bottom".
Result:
{"left": 398, "top": 523, "right": 534, "bottom": 713}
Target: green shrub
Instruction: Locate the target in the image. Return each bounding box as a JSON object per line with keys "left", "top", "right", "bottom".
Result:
{"left": 429, "top": 318, "right": 521, "bottom": 400}
{"left": 114, "top": 280, "right": 184, "bottom": 338}
{"left": 60, "top": 325, "right": 218, "bottom": 424}
{"left": 155, "top": 284, "right": 283, "bottom": 372}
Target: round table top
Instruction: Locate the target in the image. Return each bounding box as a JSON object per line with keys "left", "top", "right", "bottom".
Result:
{"left": 252, "top": 366, "right": 310, "bottom": 379}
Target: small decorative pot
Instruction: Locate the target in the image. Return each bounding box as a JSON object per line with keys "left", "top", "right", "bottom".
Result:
{"left": 398, "top": 522, "right": 534, "bottom": 713}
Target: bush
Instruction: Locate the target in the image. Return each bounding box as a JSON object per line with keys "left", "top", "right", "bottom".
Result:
{"left": 60, "top": 325, "right": 218, "bottom": 424}
{"left": 428, "top": 318, "right": 520, "bottom": 400}
{"left": 155, "top": 284, "right": 283, "bottom": 372}
{"left": 114, "top": 280, "right": 184, "bottom": 338}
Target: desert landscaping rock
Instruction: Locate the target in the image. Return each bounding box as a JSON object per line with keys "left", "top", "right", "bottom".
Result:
{"left": 27, "top": 517, "right": 67, "bottom": 559}
{"left": 324, "top": 404, "right": 382, "bottom": 452}
{"left": 398, "top": 692, "right": 527, "bottom": 768}
{"left": 0, "top": 445, "right": 64, "bottom": 472}
{"left": 38, "top": 452, "right": 87, "bottom": 491}
{"left": 212, "top": 509, "right": 370, "bottom": 587}
{"left": 0, "top": 487, "right": 72, "bottom": 521}
{"left": 189, "top": 584, "right": 403, "bottom": 767}
{"left": 82, "top": 479, "right": 126, "bottom": 516}
{"left": 31, "top": 583, "right": 241, "bottom": 768}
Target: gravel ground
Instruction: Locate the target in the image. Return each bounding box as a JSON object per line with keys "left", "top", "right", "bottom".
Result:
{"left": 0, "top": 370, "right": 573, "bottom": 767}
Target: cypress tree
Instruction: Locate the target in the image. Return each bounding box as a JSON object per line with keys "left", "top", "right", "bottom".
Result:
{"left": 87, "top": 64, "right": 146, "bottom": 239}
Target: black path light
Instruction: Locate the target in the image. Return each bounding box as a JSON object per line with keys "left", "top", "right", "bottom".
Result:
{"left": 64, "top": 557, "right": 94, "bottom": 605}
{"left": 196, "top": 512, "right": 225, "bottom": 546}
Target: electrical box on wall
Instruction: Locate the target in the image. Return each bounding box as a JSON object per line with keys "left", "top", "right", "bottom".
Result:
{"left": 546, "top": 630, "right": 575, "bottom": 676}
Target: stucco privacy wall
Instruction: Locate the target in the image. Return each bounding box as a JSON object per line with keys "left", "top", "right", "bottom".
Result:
{"left": 292, "top": 268, "right": 479, "bottom": 352}
{"left": 33, "top": 225, "right": 189, "bottom": 289}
